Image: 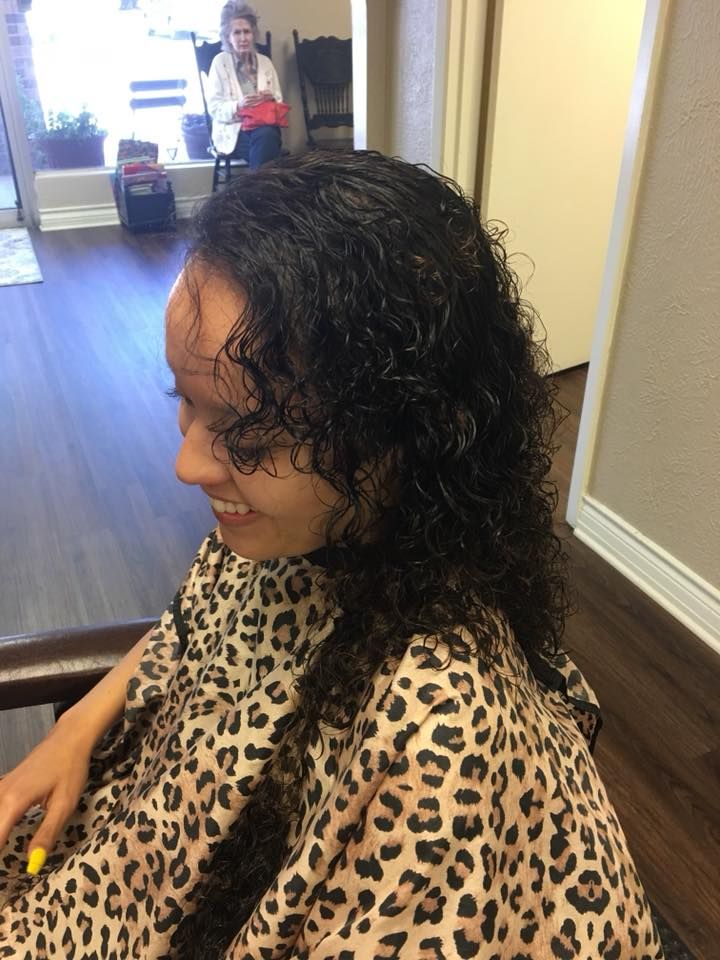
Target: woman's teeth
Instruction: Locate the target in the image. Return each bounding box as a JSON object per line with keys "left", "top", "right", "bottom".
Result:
{"left": 210, "top": 497, "right": 251, "bottom": 515}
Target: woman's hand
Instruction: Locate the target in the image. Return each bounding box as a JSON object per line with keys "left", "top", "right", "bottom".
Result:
{"left": 0, "top": 714, "right": 93, "bottom": 872}
{"left": 238, "top": 91, "right": 274, "bottom": 110}
{"left": 0, "top": 627, "right": 151, "bottom": 873}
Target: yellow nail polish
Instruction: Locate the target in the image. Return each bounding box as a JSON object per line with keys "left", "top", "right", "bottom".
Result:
{"left": 26, "top": 847, "right": 47, "bottom": 876}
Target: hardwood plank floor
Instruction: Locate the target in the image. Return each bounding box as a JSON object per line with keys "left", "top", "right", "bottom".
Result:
{"left": 552, "top": 369, "right": 720, "bottom": 959}
{"left": 0, "top": 227, "right": 213, "bottom": 636}
{"left": 0, "top": 228, "right": 718, "bottom": 957}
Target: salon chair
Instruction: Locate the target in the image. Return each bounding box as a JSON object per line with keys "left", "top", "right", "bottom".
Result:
{"left": 0, "top": 619, "right": 155, "bottom": 714}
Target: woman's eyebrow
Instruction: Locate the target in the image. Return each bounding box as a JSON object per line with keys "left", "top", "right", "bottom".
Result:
{"left": 164, "top": 352, "right": 252, "bottom": 414}
{"left": 169, "top": 373, "right": 244, "bottom": 417}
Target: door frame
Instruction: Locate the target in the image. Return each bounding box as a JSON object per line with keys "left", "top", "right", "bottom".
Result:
{"left": 442, "top": 0, "right": 670, "bottom": 527}
{"left": 0, "top": 93, "right": 22, "bottom": 226}
{"left": 440, "top": 0, "right": 487, "bottom": 194}
{"left": 353, "top": 0, "right": 452, "bottom": 170}
{"left": 0, "top": 14, "right": 39, "bottom": 226}
{"left": 566, "top": 0, "right": 670, "bottom": 526}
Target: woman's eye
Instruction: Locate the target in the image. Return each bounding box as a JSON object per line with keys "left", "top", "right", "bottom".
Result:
{"left": 165, "top": 386, "right": 193, "bottom": 408}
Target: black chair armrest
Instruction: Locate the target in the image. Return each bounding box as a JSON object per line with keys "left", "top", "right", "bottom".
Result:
{"left": 0, "top": 618, "right": 157, "bottom": 712}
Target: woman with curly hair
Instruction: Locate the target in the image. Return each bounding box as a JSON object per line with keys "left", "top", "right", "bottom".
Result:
{"left": 0, "top": 152, "right": 663, "bottom": 958}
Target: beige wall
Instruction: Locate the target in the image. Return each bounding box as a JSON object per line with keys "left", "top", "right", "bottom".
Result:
{"left": 482, "top": 0, "right": 645, "bottom": 371}
{"left": 363, "top": 0, "right": 389, "bottom": 153}
{"left": 257, "top": 0, "right": 352, "bottom": 155}
{"left": 588, "top": 0, "right": 720, "bottom": 588}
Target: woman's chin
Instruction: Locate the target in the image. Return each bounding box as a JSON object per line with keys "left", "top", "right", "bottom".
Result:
{"left": 215, "top": 521, "right": 276, "bottom": 562}
{"left": 215, "top": 522, "right": 326, "bottom": 562}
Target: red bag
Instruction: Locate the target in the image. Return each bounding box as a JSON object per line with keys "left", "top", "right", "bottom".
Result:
{"left": 239, "top": 100, "right": 290, "bottom": 131}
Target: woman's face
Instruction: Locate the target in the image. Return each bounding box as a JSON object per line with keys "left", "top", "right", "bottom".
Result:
{"left": 165, "top": 265, "right": 340, "bottom": 561}
{"left": 228, "top": 17, "right": 254, "bottom": 56}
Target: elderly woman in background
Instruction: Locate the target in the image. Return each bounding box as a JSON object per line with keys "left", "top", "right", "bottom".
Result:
{"left": 207, "top": 1, "right": 283, "bottom": 169}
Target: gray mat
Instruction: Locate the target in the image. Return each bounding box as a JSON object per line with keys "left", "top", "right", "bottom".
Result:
{"left": 0, "top": 227, "right": 42, "bottom": 287}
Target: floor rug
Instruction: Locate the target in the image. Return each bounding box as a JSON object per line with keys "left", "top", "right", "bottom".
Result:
{"left": 0, "top": 227, "right": 43, "bottom": 287}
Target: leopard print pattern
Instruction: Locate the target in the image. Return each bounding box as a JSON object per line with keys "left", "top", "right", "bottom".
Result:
{"left": 0, "top": 531, "right": 664, "bottom": 959}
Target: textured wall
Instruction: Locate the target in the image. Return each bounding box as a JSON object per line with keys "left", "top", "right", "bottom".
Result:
{"left": 386, "top": 0, "right": 439, "bottom": 164}
{"left": 589, "top": 0, "right": 720, "bottom": 586}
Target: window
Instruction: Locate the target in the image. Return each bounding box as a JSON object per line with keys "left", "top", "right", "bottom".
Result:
{"left": 19, "top": 0, "right": 219, "bottom": 169}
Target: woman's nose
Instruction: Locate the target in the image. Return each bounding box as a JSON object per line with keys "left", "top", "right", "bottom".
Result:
{"left": 175, "top": 420, "right": 228, "bottom": 488}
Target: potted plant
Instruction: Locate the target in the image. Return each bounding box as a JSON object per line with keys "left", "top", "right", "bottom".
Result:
{"left": 39, "top": 110, "right": 108, "bottom": 169}
{"left": 181, "top": 113, "right": 211, "bottom": 160}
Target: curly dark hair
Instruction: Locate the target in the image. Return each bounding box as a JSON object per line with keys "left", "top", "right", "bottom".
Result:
{"left": 171, "top": 150, "right": 570, "bottom": 956}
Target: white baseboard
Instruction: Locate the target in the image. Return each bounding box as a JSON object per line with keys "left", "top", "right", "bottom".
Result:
{"left": 39, "top": 203, "right": 120, "bottom": 231}
{"left": 39, "top": 196, "right": 209, "bottom": 232}
{"left": 574, "top": 495, "right": 720, "bottom": 656}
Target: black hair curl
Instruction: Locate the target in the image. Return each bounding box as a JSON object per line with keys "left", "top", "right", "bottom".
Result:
{"left": 172, "top": 150, "right": 571, "bottom": 956}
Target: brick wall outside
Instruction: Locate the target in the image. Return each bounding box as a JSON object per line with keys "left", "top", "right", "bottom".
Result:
{"left": 1, "top": 0, "right": 43, "bottom": 173}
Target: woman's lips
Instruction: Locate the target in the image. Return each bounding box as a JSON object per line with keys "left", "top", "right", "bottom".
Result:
{"left": 207, "top": 496, "right": 258, "bottom": 526}
{"left": 212, "top": 507, "right": 259, "bottom": 526}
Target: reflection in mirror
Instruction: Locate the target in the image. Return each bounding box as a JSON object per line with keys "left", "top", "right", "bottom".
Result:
{"left": 7, "top": 0, "right": 352, "bottom": 170}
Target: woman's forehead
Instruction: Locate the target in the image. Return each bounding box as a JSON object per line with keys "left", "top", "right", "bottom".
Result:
{"left": 165, "top": 264, "right": 246, "bottom": 372}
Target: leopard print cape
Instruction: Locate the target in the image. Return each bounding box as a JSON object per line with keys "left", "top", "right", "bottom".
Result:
{"left": 0, "top": 530, "right": 664, "bottom": 959}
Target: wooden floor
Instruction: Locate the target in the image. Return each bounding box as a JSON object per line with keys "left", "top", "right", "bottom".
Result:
{"left": 550, "top": 369, "right": 720, "bottom": 959}
{"left": 0, "top": 227, "right": 214, "bottom": 769}
{"left": 1, "top": 228, "right": 718, "bottom": 957}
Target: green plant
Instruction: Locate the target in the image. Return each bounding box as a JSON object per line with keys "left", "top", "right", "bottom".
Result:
{"left": 44, "top": 109, "right": 107, "bottom": 140}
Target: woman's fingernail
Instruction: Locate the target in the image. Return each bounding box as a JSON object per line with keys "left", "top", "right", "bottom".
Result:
{"left": 26, "top": 847, "right": 47, "bottom": 875}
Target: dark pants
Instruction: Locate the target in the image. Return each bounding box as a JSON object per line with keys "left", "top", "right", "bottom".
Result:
{"left": 229, "top": 125, "right": 282, "bottom": 169}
